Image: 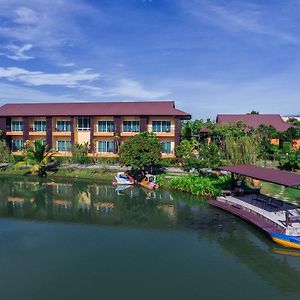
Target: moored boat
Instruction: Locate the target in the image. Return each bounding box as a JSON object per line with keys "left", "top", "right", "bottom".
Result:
{"left": 139, "top": 174, "right": 159, "bottom": 190}
{"left": 269, "top": 232, "right": 300, "bottom": 250}
{"left": 112, "top": 172, "right": 135, "bottom": 185}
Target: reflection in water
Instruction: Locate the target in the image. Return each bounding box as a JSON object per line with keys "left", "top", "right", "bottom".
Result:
{"left": 1, "top": 176, "right": 300, "bottom": 297}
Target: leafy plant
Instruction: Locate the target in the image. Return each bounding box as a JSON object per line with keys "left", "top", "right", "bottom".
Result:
{"left": 71, "top": 142, "right": 89, "bottom": 164}
{"left": 0, "top": 140, "right": 13, "bottom": 163}
{"left": 119, "top": 132, "right": 162, "bottom": 171}
{"left": 15, "top": 140, "right": 56, "bottom": 177}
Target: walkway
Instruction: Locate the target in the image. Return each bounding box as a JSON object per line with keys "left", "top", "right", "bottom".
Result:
{"left": 209, "top": 194, "right": 300, "bottom": 236}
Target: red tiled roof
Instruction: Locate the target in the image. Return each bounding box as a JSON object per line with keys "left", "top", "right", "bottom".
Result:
{"left": 219, "top": 164, "right": 300, "bottom": 187}
{"left": 0, "top": 101, "right": 191, "bottom": 118}
{"left": 216, "top": 114, "right": 292, "bottom": 132}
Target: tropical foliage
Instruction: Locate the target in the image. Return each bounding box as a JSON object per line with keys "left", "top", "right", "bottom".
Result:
{"left": 119, "top": 132, "right": 162, "bottom": 171}
{"left": 0, "top": 140, "right": 13, "bottom": 163}
{"left": 179, "top": 118, "right": 300, "bottom": 171}
{"left": 16, "top": 140, "right": 56, "bottom": 177}
{"left": 169, "top": 175, "right": 230, "bottom": 197}
{"left": 71, "top": 142, "right": 89, "bottom": 164}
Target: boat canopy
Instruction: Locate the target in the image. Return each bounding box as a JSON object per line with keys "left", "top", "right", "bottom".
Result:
{"left": 219, "top": 164, "right": 300, "bottom": 188}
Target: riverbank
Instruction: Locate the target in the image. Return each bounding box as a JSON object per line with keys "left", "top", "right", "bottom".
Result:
{"left": 0, "top": 165, "right": 116, "bottom": 181}
{"left": 1, "top": 165, "right": 299, "bottom": 204}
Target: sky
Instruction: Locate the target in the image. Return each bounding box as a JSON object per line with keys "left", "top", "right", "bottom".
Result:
{"left": 0, "top": 0, "right": 300, "bottom": 119}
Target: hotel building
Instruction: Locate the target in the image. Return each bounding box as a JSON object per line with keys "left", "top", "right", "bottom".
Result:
{"left": 0, "top": 101, "right": 191, "bottom": 157}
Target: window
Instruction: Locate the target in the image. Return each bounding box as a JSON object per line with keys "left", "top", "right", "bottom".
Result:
{"left": 152, "top": 121, "right": 171, "bottom": 133}
{"left": 56, "top": 120, "right": 71, "bottom": 132}
{"left": 78, "top": 117, "right": 90, "bottom": 131}
{"left": 98, "top": 120, "right": 114, "bottom": 132}
{"left": 98, "top": 141, "right": 115, "bottom": 153}
{"left": 161, "top": 142, "right": 171, "bottom": 154}
{"left": 11, "top": 139, "right": 23, "bottom": 151}
{"left": 123, "top": 121, "right": 140, "bottom": 132}
{"left": 35, "top": 139, "right": 46, "bottom": 146}
{"left": 56, "top": 140, "right": 72, "bottom": 152}
{"left": 11, "top": 120, "right": 23, "bottom": 132}
{"left": 34, "top": 120, "right": 46, "bottom": 132}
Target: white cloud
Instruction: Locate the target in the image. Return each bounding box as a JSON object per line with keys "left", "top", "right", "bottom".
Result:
{"left": 0, "top": 0, "right": 102, "bottom": 48}
{"left": 0, "top": 82, "right": 78, "bottom": 103}
{"left": 14, "top": 7, "right": 39, "bottom": 25}
{"left": 182, "top": 0, "right": 299, "bottom": 44}
{"left": 84, "top": 79, "right": 170, "bottom": 99}
{"left": 2, "top": 43, "right": 34, "bottom": 61}
{"left": 0, "top": 66, "right": 100, "bottom": 87}
{"left": 58, "top": 62, "right": 76, "bottom": 67}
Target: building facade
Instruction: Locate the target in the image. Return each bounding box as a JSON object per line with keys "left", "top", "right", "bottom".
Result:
{"left": 0, "top": 101, "right": 191, "bottom": 157}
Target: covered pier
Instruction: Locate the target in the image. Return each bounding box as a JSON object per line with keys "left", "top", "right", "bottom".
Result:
{"left": 209, "top": 165, "right": 300, "bottom": 237}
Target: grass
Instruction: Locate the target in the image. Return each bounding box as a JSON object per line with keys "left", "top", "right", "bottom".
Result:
{"left": 260, "top": 182, "right": 300, "bottom": 204}
{"left": 0, "top": 165, "right": 115, "bottom": 181}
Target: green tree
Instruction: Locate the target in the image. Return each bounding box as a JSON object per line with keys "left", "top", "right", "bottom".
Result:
{"left": 118, "top": 132, "right": 162, "bottom": 171}
{"left": 16, "top": 140, "right": 56, "bottom": 177}
{"left": 224, "top": 133, "right": 259, "bottom": 164}
{"left": 0, "top": 140, "right": 13, "bottom": 163}
{"left": 71, "top": 142, "right": 89, "bottom": 164}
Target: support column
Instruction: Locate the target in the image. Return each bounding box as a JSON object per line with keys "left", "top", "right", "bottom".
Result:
{"left": 89, "top": 116, "right": 94, "bottom": 153}
{"left": 0, "top": 117, "right": 11, "bottom": 149}
{"left": 113, "top": 116, "right": 121, "bottom": 154}
{"left": 46, "top": 116, "right": 53, "bottom": 148}
{"left": 71, "top": 116, "right": 75, "bottom": 145}
{"left": 23, "top": 117, "right": 29, "bottom": 143}
{"left": 140, "top": 116, "right": 148, "bottom": 132}
{"left": 174, "top": 117, "right": 181, "bottom": 146}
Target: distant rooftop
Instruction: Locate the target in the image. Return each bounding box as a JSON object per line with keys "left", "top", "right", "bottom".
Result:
{"left": 0, "top": 101, "right": 191, "bottom": 118}
{"left": 216, "top": 114, "right": 292, "bottom": 132}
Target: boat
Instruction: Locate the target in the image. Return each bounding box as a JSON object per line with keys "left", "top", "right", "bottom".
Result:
{"left": 139, "top": 174, "right": 159, "bottom": 190}
{"left": 112, "top": 172, "right": 135, "bottom": 185}
{"left": 269, "top": 232, "right": 300, "bottom": 250}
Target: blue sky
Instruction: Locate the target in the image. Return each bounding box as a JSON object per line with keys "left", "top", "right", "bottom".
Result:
{"left": 0, "top": 0, "right": 299, "bottom": 119}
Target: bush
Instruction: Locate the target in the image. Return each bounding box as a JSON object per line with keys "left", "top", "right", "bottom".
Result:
{"left": 169, "top": 175, "right": 231, "bottom": 197}
{"left": 71, "top": 143, "right": 89, "bottom": 164}
{"left": 0, "top": 140, "right": 13, "bottom": 163}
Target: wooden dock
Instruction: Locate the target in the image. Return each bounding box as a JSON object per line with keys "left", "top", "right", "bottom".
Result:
{"left": 208, "top": 197, "right": 287, "bottom": 234}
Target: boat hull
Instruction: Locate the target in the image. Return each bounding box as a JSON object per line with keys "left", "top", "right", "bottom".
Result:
{"left": 269, "top": 232, "right": 300, "bottom": 250}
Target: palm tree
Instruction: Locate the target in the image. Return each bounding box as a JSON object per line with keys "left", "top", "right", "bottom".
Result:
{"left": 16, "top": 140, "right": 57, "bottom": 177}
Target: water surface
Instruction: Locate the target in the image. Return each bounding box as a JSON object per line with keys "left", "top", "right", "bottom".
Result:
{"left": 0, "top": 176, "right": 300, "bottom": 300}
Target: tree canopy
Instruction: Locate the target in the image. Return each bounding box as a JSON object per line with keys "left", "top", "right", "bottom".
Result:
{"left": 118, "top": 132, "right": 163, "bottom": 171}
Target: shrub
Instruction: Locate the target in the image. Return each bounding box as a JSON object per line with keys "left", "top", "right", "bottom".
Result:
{"left": 0, "top": 140, "right": 13, "bottom": 163}
{"left": 71, "top": 143, "right": 89, "bottom": 164}
{"left": 169, "top": 175, "right": 230, "bottom": 197}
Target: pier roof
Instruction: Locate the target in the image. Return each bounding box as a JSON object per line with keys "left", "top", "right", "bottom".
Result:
{"left": 219, "top": 164, "right": 300, "bottom": 188}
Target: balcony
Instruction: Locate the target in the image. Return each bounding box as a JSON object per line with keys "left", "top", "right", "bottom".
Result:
{"left": 6, "top": 131, "right": 23, "bottom": 136}
{"left": 53, "top": 128, "right": 72, "bottom": 136}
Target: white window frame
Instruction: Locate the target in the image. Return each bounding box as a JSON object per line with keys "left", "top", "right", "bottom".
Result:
{"left": 97, "top": 141, "right": 115, "bottom": 153}
{"left": 77, "top": 117, "right": 90, "bottom": 131}
{"left": 152, "top": 121, "right": 171, "bottom": 133}
{"left": 123, "top": 121, "right": 140, "bottom": 133}
{"left": 97, "top": 120, "right": 115, "bottom": 133}
{"left": 161, "top": 141, "right": 172, "bottom": 154}
{"left": 56, "top": 140, "right": 72, "bottom": 152}
{"left": 11, "top": 139, "right": 23, "bottom": 151}
{"left": 34, "top": 120, "right": 46, "bottom": 132}
{"left": 56, "top": 120, "right": 72, "bottom": 132}
{"left": 11, "top": 120, "right": 23, "bottom": 132}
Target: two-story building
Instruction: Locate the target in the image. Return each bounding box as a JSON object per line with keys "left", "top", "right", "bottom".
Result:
{"left": 0, "top": 101, "right": 191, "bottom": 157}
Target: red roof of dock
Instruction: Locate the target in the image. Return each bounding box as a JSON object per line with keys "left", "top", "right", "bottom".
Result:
{"left": 219, "top": 165, "right": 300, "bottom": 188}
{"left": 0, "top": 101, "right": 191, "bottom": 118}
